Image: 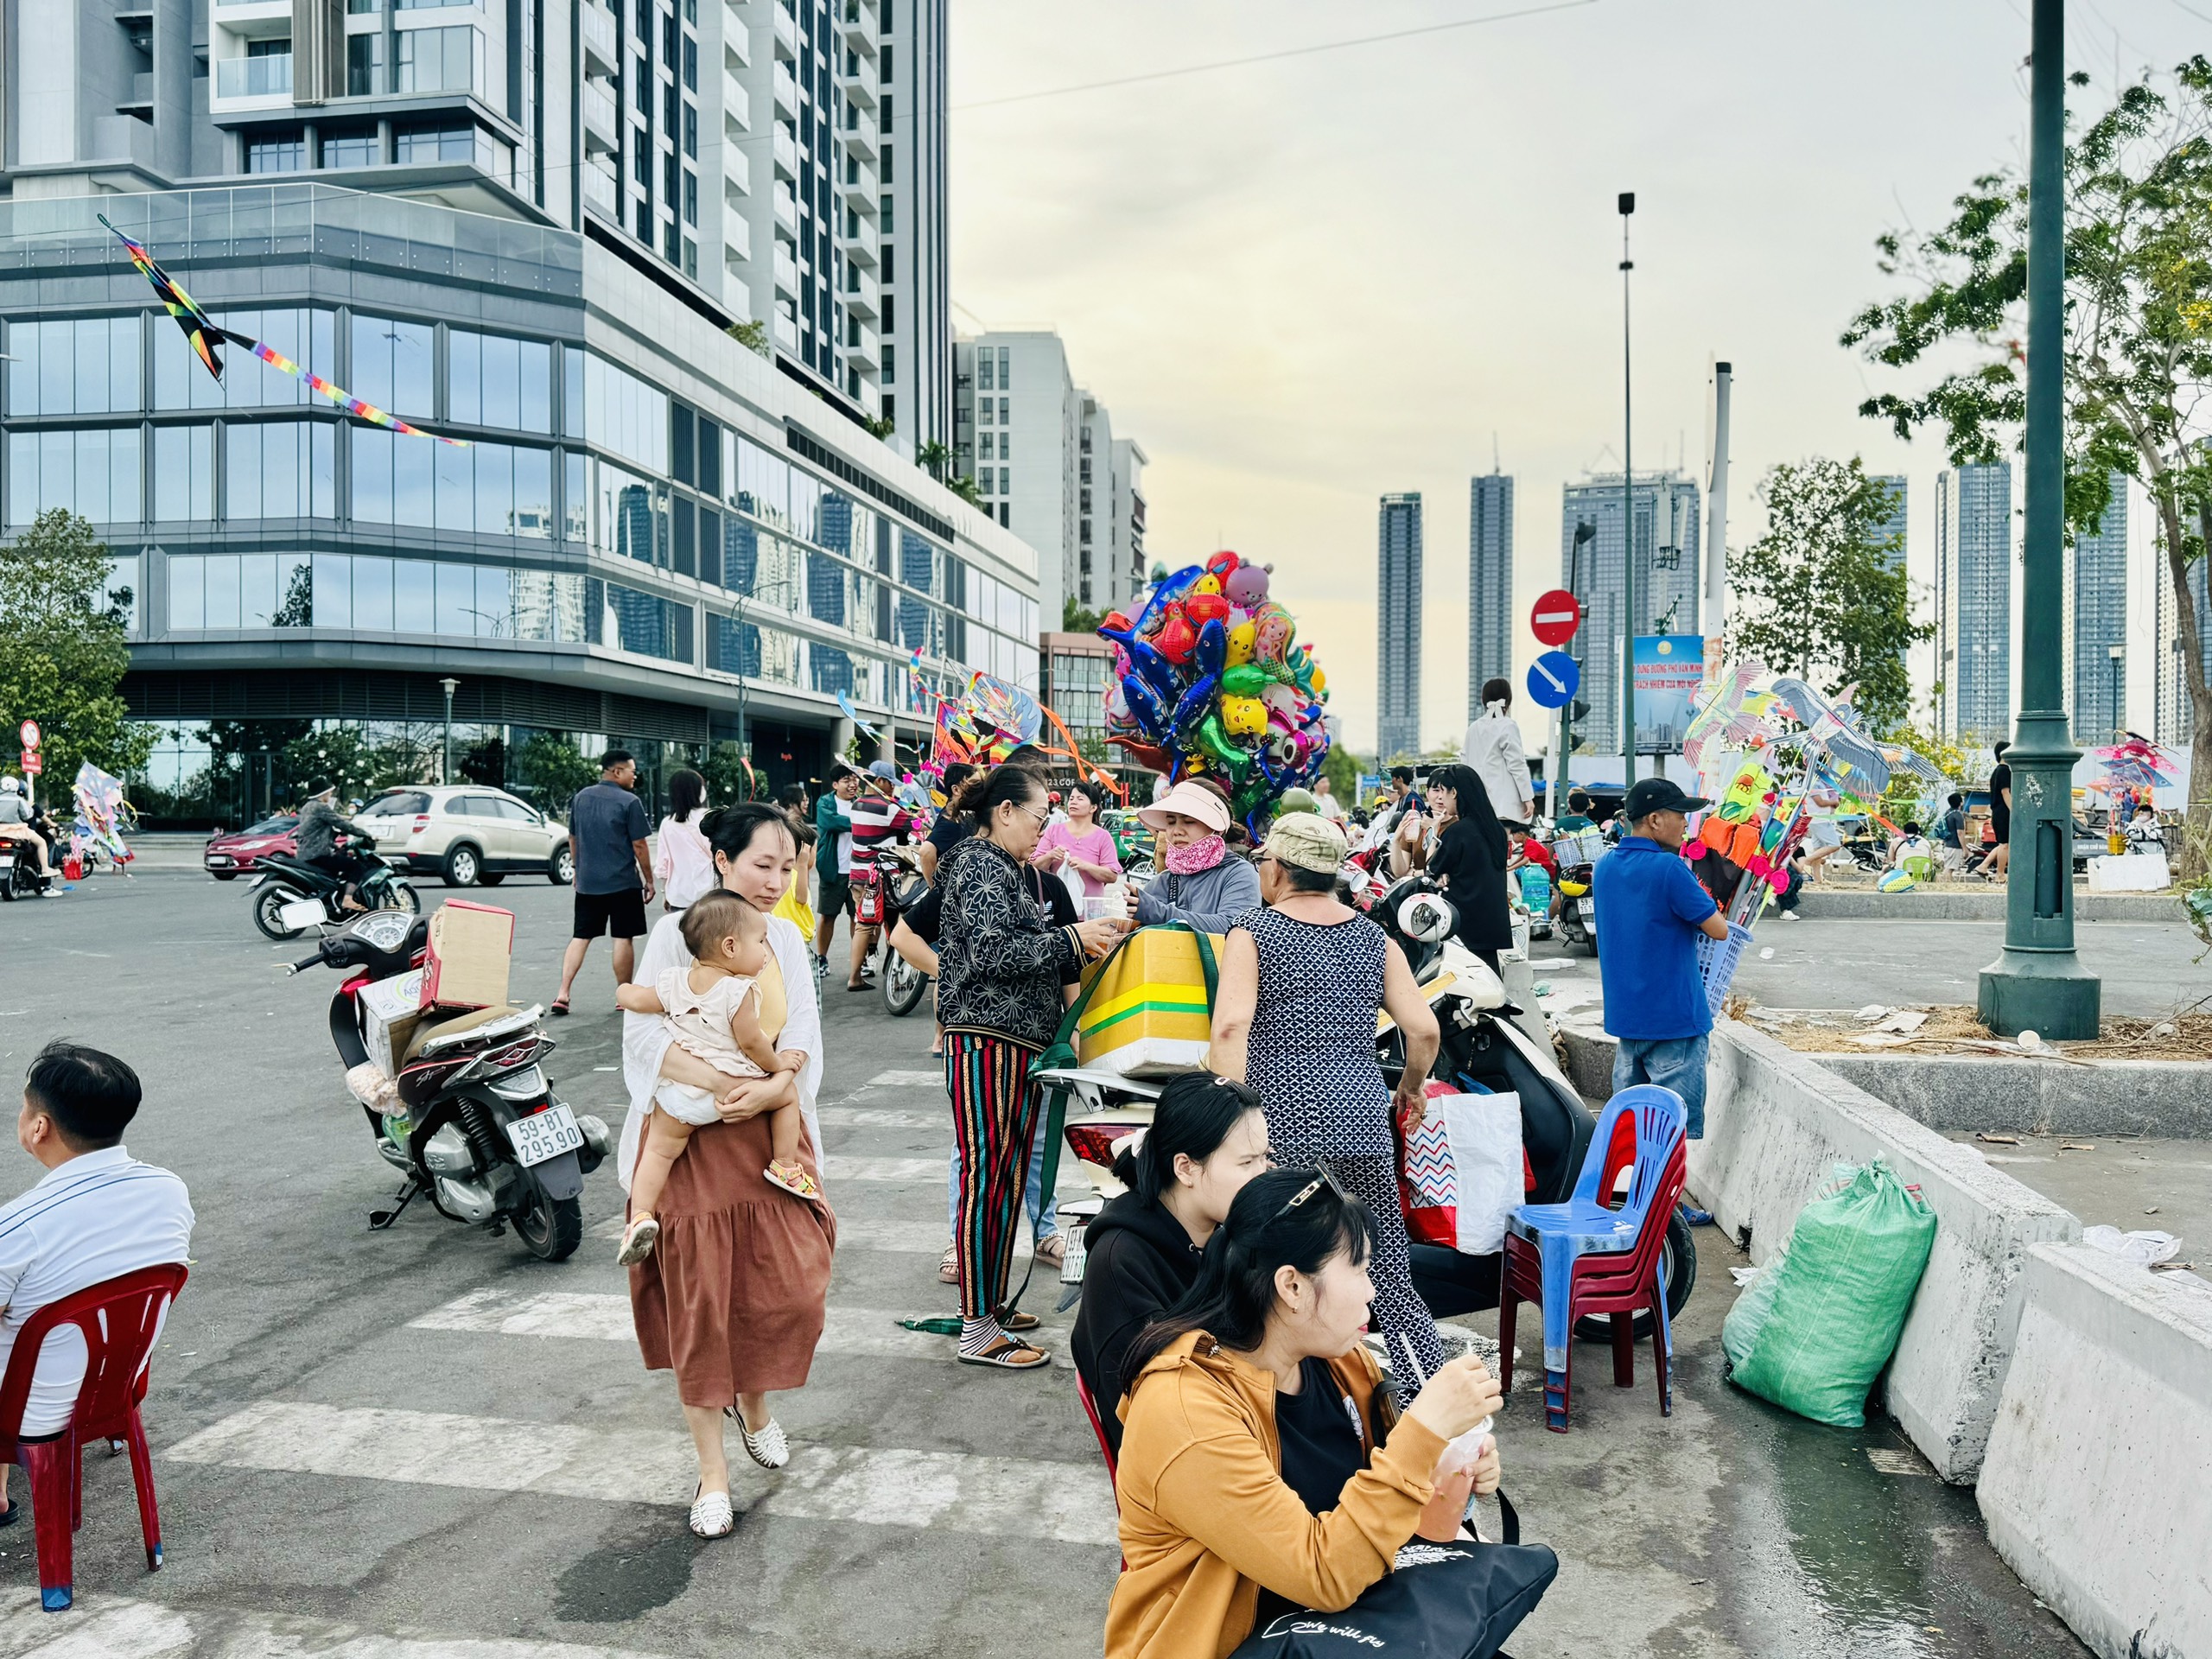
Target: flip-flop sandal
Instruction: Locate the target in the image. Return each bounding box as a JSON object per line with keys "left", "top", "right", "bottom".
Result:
{"left": 1003, "top": 1311, "right": 1041, "bottom": 1332}
{"left": 1033, "top": 1234, "right": 1067, "bottom": 1267}
{"left": 764, "top": 1162, "right": 823, "bottom": 1202}
{"left": 689, "top": 1485, "right": 735, "bottom": 1538}
{"left": 617, "top": 1215, "right": 660, "bottom": 1265}
{"left": 959, "top": 1338, "right": 1051, "bottom": 1371}
{"left": 938, "top": 1244, "right": 959, "bottom": 1283}
{"left": 725, "top": 1408, "right": 791, "bottom": 1469}
{"left": 549, "top": 999, "right": 571, "bottom": 1016}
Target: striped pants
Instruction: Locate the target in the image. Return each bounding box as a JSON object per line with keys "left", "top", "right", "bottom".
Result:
{"left": 1320, "top": 1152, "right": 1446, "bottom": 1403}
{"left": 944, "top": 1031, "right": 1046, "bottom": 1321}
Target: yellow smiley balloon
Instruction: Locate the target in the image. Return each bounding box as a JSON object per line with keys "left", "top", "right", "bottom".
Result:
{"left": 1192, "top": 573, "right": 1224, "bottom": 596}
{"left": 1220, "top": 695, "right": 1268, "bottom": 737}
{"left": 1226, "top": 620, "right": 1256, "bottom": 665}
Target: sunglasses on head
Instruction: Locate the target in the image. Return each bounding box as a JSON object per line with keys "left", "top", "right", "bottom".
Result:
{"left": 1267, "top": 1163, "right": 1348, "bottom": 1227}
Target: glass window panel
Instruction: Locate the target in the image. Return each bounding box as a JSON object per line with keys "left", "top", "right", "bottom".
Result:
{"left": 735, "top": 435, "right": 786, "bottom": 524}
{"left": 807, "top": 550, "right": 844, "bottom": 625}
{"left": 394, "top": 435, "right": 433, "bottom": 526}
{"left": 672, "top": 498, "right": 695, "bottom": 575}
{"left": 311, "top": 423, "right": 334, "bottom": 517}
{"left": 474, "top": 443, "right": 512, "bottom": 535}
{"left": 510, "top": 568, "right": 550, "bottom": 640}
{"left": 581, "top": 353, "right": 667, "bottom": 472}
{"left": 788, "top": 468, "right": 818, "bottom": 544}
{"left": 353, "top": 555, "right": 394, "bottom": 630}
{"left": 435, "top": 563, "right": 474, "bottom": 633}
{"left": 435, "top": 441, "right": 472, "bottom": 531}
{"left": 112, "top": 317, "right": 142, "bottom": 412}
{"left": 394, "top": 558, "right": 434, "bottom": 632}
{"left": 239, "top": 553, "right": 278, "bottom": 626}
{"left": 696, "top": 417, "right": 721, "bottom": 496}
{"left": 723, "top": 514, "right": 755, "bottom": 594}
{"left": 448, "top": 329, "right": 481, "bottom": 424}
{"left": 550, "top": 571, "right": 584, "bottom": 641}
{"left": 205, "top": 553, "right": 241, "bottom": 628}
{"left": 817, "top": 490, "right": 855, "bottom": 555}
{"left": 562, "top": 346, "right": 584, "bottom": 438}
{"left": 39, "top": 321, "right": 71, "bottom": 414}
{"left": 38, "top": 430, "right": 69, "bottom": 518}
{"left": 482, "top": 334, "right": 520, "bottom": 429}
{"left": 518, "top": 340, "right": 550, "bottom": 433}
{"left": 3, "top": 322, "right": 31, "bottom": 416}
{"left": 272, "top": 555, "right": 312, "bottom": 626}
{"left": 226, "top": 424, "right": 262, "bottom": 518}
{"left": 313, "top": 554, "right": 352, "bottom": 627}
{"left": 476, "top": 563, "right": 512, "bottom": 636}
{"left": 352, "top": 315, "right": 433, "bottom": 419}
{"left": 562, "top": 450, "right": 587, "bottom": 541}
{"left": 697, "top": 505, "right": 721, "bottom": 586}
{"left": 155, "top": 425, "right": 213, "bottom": 520}
{"left": 352, "top": 426, "right": 393, "bottom": 524}
{"left": 168, "top": 555, "right": 204, "bottom": 630}
{"left": 513, "top": 447, "right": 552, "bottom": 537}
{"left": 5, "top": 432, "right": 35, "bottom": 526}
{"left": 77, "top": 322, "right": 110, "bottom": 415}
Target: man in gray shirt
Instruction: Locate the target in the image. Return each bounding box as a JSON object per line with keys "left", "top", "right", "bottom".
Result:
{"left": 0, "top": 777, "right": 53, "bottom": 887}
{"left": 553, "top": 750, "right": 654, "bottom": 1015}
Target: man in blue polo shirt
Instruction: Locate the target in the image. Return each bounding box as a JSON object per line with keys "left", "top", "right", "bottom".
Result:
{"left": 1592, "top": 778, "right": 1732, "bottom": 1169}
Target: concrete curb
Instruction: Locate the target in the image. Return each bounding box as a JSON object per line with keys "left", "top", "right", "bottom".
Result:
{"left": 1693, "top": 1020, "right": 2079, "bottom": 1483}
{"left": 1978, "top": 1243, "right": 2212, "bottom": 1659}
{"left": 1815, "top": 1053, "right": 2212, "bottom": 1138}
{"left": 1790, "top": 888, "right": 2184, "bottom": 923}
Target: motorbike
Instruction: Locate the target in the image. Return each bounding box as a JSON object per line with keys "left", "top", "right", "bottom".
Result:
{"left": 1552, "top": 828, "right": 1605, "bottom": 955}
{"left": 1041, "top": 876, "right": 1695, "bottom": 1339}
{"left": 288, "top": 910, "right": 611, "bottom": 1261}
{"left": 0, "top": 833, "right": 56, "bottom": 900}
{"left": 856, "top": 842, "right": 932, "bottom": 1015}
{"left": 250, "top": 835, "right": 421, "bottom": 940}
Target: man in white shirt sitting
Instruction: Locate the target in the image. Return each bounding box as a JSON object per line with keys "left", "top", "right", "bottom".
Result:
{"left": 0, "top": 1042, "right": 194, "bottom": 1528}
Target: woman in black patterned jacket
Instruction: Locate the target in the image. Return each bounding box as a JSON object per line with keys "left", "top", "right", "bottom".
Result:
{"left": 937, "top": 765, "right": 1128, "bottom": 1369}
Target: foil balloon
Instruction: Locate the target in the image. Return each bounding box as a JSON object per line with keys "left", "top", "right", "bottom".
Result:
{"left": 1252, "top": 604, "right": 1294, "bottom": 665}
{"left": 1154, "top": 613, "right": 1198, "bottom": 665}
{"left": 1185, "top": 591, "right": 1231, "bottom": 629}
{"left": 1192, "top": 573, "right": 1224, "bottom": 597}
{"left": 1205, "top": 550, "right": 1242, "bottom": 581}
{"left": 1221, "top": 664, "right": 1268, "bottom": 698}
{"left": 1194, "top": 714, "right": 1250, "bottom": 772}
{"left": 1194, "top": 618, "right": 1229, "bottom": 677}
{"left": 1123, "top": 676, "right": 1169, "bottom": 740}
{"left": 1107, "top": 737, "right": 1173, "bottom": 773}
{"left": 1101, "top": 627, "right": 1182, "bottom": 701}
{"left": 1171, "top": 674, "right": 1219, "bottom": 734}
{"left": 1220, "top": 695, "right": 1268, "bottom": 737}
{"left": 1226, "top": 620, "right": 1257, "bottom": 666}
{"left": 1224, "top": 563, "right": 1270, "bottom": 608}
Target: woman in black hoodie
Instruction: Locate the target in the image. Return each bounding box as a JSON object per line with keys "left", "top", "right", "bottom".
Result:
{"left": 1071, "top": 1073, "right": 1273, "bottom": 1454}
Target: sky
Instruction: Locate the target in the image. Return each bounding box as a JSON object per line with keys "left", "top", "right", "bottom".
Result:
{"left": 944, "top": 0, "right": 2211, "bottom": 763}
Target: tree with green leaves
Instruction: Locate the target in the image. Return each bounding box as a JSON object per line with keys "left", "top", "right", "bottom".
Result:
{"left": 1725, "top": 457, "right": 1929, "bottom": 730}
{"left": 701, "top": 739, "right": 760, "bottom": 805}
{"left": 514, "top": 732, "right": 601, "bottom": 816}
{"left": 1321, "top": 741, "right": 1363, "bottom": 809}
{"left": 916, "top": 441, "right": 953, "bottom": 482}
{"left": 0, "top": 510, "right": 151, "bottom": 791}
{"left": 1062, "top": 596, "right": 1107, "bottom": 634}
{"left": 725, "top": 319, "right": 770, "bottom": 359}
{"left": 1843, "top": 55, "right": 2212, "bottom": 869}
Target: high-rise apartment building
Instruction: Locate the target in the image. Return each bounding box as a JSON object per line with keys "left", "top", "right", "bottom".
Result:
{"left": 1869, "top": 474, "right": 1908, "bottom": 569}
{"left": 2156, "top": 557, "right": 2210, "bottom": 747}
{"left": 1556, "top": 471, "right": 1700, "bottom": 753}
{"left": 2065, "top": 474, "right": 2127, "bottom": 744}
{"left": 1377, "top": 492, "right": 1423, "bottom": 762}
{"left": 1935, "top": 464, "right": 2012, "bottom": 746}
{"left": 3, "top": 0, "right": 948, "bottom": 442}
{"left": 1466, "top": 471, "right": 1513, "bottom": 719}
{"left": 951, "top": 330, "right": 1144, "bottom": 630}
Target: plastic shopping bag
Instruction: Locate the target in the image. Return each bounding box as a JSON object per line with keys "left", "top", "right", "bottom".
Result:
{"left": 1399, "top": 1083, "right": 1523, "bottom": 1255}
{"left": 1723, "top": 1160, "right": 1936, "bottom": 1427}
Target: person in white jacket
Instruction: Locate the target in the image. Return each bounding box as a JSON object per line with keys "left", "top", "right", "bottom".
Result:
{"left": 1459, "top": 677, "right": 1534, "bottom": 827}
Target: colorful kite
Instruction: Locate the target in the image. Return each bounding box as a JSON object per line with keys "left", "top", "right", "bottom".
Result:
{"left": 102, "top": 215, "right": 465, "bottom": 446}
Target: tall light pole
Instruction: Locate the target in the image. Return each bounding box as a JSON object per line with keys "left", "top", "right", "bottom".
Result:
{"left": 439, "top": 677, "right": 459, "bottom": 785}
{"left": 1618, "top": 191, "right": 1637, "bottom": 786}
{"left": 2107, "top": 644, "right": 2125, "bottom": 741}
{"left": 1979, "top": 0, "right": 2100, "bottom": 1039}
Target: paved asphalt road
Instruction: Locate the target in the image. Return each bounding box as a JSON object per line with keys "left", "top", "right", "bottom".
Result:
{"left": 0, "top": 874, "right": 2088, "bottom": 1657}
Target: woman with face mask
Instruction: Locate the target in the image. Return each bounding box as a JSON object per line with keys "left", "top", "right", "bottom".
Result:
{"left": 1106, "top": 1166, "right": 1503, "bottom": 1659}
{"left": 1132, "top": 779, "right": 1262, "bottom": 935}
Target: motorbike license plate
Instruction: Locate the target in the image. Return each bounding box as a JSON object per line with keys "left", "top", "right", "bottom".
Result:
{"left": 1577, "top": 897, "right": 1595, "bottom": 918}
{"left": 280, "top": 898, "right": 327, "bottom": 930}
{"left": 1059, "top": 1221, "right": 1088, "bottom": 1285}
{"left": 505, "top": 1103, "right": 584, "bottom": 1166}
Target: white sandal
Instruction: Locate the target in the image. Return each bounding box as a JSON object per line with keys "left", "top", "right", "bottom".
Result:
{"left": 728, "top": 1407, "right": 790, "bottom": 1469}
{"left": 689, "top": 1486, "right": 734, "bottom": 1538}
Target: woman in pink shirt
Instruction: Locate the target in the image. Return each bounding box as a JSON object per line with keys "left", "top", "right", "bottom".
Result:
{"left": 1032, "top": 779, "right": 1122, "bottom": 902}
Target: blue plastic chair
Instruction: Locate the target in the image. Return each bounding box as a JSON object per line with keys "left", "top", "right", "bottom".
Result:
{"left": 1500, "top": 1084, "right": 1688, "bottom": 1430}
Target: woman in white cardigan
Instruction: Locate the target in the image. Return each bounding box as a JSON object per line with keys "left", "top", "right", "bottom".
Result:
{"left": 620, "top": 800, "right": 831, "bottom": 1541}
{"left": 1459, "top": 676, "right": 1535, "bottom": 827}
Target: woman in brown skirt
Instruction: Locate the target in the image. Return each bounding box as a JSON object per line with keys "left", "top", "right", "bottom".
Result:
{"left": 620, "top": 801, "right": 834, "bottom": 1538}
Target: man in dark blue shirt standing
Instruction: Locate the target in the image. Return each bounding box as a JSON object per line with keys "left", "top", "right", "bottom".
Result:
{"left": 1592, "top": 779, "right": 1732, "bottom": 1156}
{"left": 552, "top": 749, "right": 653, "bottom": 1015}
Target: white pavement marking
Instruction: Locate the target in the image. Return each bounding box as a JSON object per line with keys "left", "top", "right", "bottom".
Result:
{"left": 590, "top": 1211, "right": 957, "bottom": 1252}
{"left": 410, "top": 1288, "right": 955, "bottom": 1358}
{"left": 823, "top": 1154, "right": 948, "bottom": 1183}
{"left": 164, "top": 1402, "right": 1117, "bottom": 1546}
{"left": 0, "top": 1589, "right": 668, "bottom": 1658}
{"left": 867, "top": 1069, "right": 944, "bottom": 1086}
{"left": 818, "top": 1105, "right": 944, "bottom": 1130}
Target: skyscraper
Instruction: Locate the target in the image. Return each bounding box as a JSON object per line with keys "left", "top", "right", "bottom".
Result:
{"left": 2156, "top": 557, "right": 2210, "bottom": 747}
{"left": 1467, "top": 471, "right": 1514, "bottom": 719}
{"left": 1557, "top": 471, "right": 1700, "bottom": 753}
{"left": 1869, "top": 474, "right": 1908, "bottom": 569}
{"left": 1936, "top": 464, "right": 2012, "bottom": 746}
{"left": 2066, "top": 474, "right": 2127, "bottom": 744}
{"left": 877, "top": 0, "right": 953, "bottom": 459}
{"left": 1378, "top": 493, "right": 1424, "bottom": 761}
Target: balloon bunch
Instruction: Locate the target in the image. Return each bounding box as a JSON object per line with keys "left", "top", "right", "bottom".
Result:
{"left": 1096, "top": 550, "right": 1332, "bottom": 832}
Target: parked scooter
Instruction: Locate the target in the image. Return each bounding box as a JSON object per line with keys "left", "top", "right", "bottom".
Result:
{"left": 250, "top": 834, "right": 421, "bottom": 939}
{"left": 1042, "top": 882, "right": 1695, "bottom": 1337}
{"left": 861, "top": 842, "right": 933, "bottom": 1016}
{"left": 287, "top": 910, "right": 610, "bottom": 1260}
{"left": 1551, "top": 827, "right": 1605, "bottom": 956}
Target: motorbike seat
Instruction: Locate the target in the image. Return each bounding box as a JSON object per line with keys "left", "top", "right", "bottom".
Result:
{"left": 403, "top": 1003, "right": 529, "bottom": 1065}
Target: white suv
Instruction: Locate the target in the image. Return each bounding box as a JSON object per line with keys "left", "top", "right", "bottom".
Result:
{"left": 356, "top": 786, "right": 575, "bottom": 888}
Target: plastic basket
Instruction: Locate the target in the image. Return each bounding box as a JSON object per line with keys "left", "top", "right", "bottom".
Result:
{"left": 1697, "top": 920, "right": 1756, "bottom": 1017}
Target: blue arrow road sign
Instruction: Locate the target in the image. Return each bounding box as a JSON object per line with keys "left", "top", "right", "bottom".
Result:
{"left": 1526, "top": 652, "right": 1580, "bottom": 709}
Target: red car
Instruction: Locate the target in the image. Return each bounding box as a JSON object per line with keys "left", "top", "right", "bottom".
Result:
{"left": 203, "top": 814, "right": 299, "bottom": 880}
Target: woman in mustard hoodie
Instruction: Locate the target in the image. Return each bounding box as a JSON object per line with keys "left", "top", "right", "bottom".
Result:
{"left": 1105, "top": 1166, "right": 1504, "bottom": 1659}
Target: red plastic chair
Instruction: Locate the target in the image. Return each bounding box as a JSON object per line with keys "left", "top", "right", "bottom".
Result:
{"left": 1073, "top": 1369, "right": 1119, "bottom": 1487}
{"left": 0, "top": 1263, "right": 189, "bottom": 1611}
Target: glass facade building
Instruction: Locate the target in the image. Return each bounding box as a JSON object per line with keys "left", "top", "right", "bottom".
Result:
{"left": 2065, "top": 474, "right": 2127, "bottom": 745}
{"left": 1936, "top": 464, "right": 2012, "bottom": 747}
{"left": 0, "top": 185, "right": 1034, "bottom": 823}
{"left": 1557, "top": 471, "right": 1700, "bottom": 755}
{"left": 1377, "top": 492, "right": 1422, "bottom": 763}
{"left": 1466, "top": 472, "right": 1512, "bottom": 721}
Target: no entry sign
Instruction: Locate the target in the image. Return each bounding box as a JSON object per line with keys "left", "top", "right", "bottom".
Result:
{"left": 1530, "top": 590, "right": 1582, "bottom": 648}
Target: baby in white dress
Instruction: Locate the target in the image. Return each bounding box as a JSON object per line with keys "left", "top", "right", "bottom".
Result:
{"left": 613, "top": 889, "right": 813, "bottom": 1265}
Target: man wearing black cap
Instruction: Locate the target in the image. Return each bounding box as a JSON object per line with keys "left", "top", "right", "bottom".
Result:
{"left": 1592, "top": 778, "right": 1732, "bottom": 1156}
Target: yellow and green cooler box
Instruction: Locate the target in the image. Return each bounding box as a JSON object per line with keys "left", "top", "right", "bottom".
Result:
{"left": 1071, "top": 922, "right": 1222, "bottom": 1077}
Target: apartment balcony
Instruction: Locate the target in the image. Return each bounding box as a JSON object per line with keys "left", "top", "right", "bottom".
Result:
{"left": 580, "top": 3, "right": 617, "bottom": 75}
{"left": 840, "top": 118, "right": 875, "bottom": 162}
{"left": 117, "top": 71, "right": 156, "bottom": 117}
{"left": 773, "top": 309, "right": 798, "bottom": 353}
{"left": 771, "top": 0, "right": 797, "bottom": 60}
{"left": 842, "top": 213, "right": 877, "bottom": 266}
{"left": 722, "top": 1, "right": 750, "bottom": 66}
{"left": 582, "top": 79, "right": 620, "bottom": 154}
{"left": 213, "top": 52, "right": 291, "bottom": 103}
{"left": 772, "top": 183, "right": 798, "bottom": 237}
{"left": 771, "top": 122, "right": 798, "bottom": 180}
{"left": 721, "top": 137, "right": 750, "bottom": 194}
{"left": 772, "top": 242, "right": 798, "bottom": 296}
{"left": 771, "top": 59, "right": 798, "bottom": 118}
{"left": 582, "top": 159, "right": 619, "bottom": 219}
{"left": 843, "top": 264, "right": 878, "bottom": 320}
{"left": 723, "top": 211, "right": 751, "bottom": 262}
{"left": 839, "top": 0, "right": 877, "bottom": 55}
{"left": 847, "top": 321, "right": 880, "bottom": 372}
{"left": 839, "top": 65, "right": 875, "bottom": 110}
{"left": 721, "top": 70, "right": 750, "bottom": 130}
{"left": 837, "top": 158, "right": 877, "bottom": 207}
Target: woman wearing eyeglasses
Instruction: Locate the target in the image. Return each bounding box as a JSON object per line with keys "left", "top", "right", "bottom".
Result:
{"left": 936, "top": 764, "right": 1129, "bottom": 1370}
{"left": 1106, "top": 1166, "right": 1503, "bottom": 1659}
{"left": 1210, "top": 811, "right": 1451, "bottom": 1399}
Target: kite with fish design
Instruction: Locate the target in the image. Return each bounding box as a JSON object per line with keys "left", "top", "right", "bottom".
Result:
{"left": 102, "top": 215, "right": 467, "bottom": 446}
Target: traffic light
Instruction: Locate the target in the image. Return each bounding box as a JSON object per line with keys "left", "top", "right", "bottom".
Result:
{"left": 1561, "top": 694, "right": 1592, "bottom": 756}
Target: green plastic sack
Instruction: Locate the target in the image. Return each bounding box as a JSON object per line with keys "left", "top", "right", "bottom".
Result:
{"left": 1722, "top": 1160, "right": 1936, "bottom": 1427}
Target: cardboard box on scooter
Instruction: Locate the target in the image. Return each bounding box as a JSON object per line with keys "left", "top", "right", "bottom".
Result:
{"left": 420, "top": 901, "right": 514, "bottom": 1010}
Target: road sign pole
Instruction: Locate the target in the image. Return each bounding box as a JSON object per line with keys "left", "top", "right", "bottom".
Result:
{"left": 1528, "top": 593, "right": 1585, "bottom": 826}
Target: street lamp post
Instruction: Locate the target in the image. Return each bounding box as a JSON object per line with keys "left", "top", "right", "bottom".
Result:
{"left": 1979, "top": 0, "right": 2100, "bottom": 1039}
{"left": 1618, "top": 191, "right": 1637, "bottom": 787}
{"left": 2107, "top": 645, "right": 2125, "bottom": 742}
{"left": 439, "top": 677, "right": 459, "bottom": 786}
